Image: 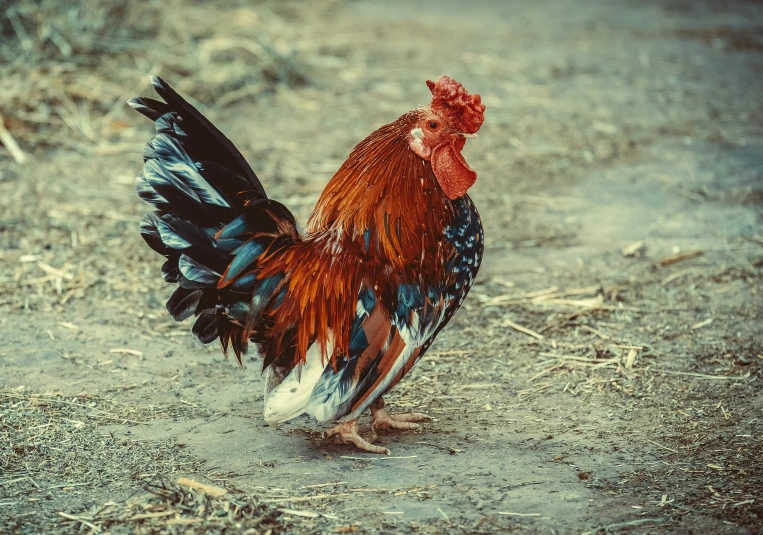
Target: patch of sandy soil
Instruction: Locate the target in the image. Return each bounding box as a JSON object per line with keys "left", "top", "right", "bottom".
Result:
{"left": 1, "top": 0, "right": 761, "bottom": 533}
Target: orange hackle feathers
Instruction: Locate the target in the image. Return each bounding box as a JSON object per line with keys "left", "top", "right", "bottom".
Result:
{"left": 308, "top": 111, "right": 454, "bottom": 266}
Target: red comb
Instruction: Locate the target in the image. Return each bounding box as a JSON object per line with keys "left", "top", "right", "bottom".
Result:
{"left": 426, "top": 76, "right": 485, "bottom": 134}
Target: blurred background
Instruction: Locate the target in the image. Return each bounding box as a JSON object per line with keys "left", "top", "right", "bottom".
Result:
{"left": 1, "top": 0, "right": 761, "bottom": 533}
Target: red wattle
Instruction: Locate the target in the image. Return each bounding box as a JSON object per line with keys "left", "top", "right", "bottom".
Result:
{"left": 431, "top": 139, "right": 476, "bottom": 200}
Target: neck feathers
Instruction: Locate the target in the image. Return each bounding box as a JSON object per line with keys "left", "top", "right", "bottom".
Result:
{"left": 308, "top": 112, "right": 454, "bottom": 269}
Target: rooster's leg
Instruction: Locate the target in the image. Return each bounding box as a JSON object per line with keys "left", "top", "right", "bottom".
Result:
{"left": 370, "top": 397, "right": 431, "bottom": 432}
{"left": 324, "top": 420, "right": 390, "bottom": 455}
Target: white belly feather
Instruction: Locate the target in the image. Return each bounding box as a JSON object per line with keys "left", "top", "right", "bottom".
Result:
{"left": 263, "top": 341, "right": 330, "bottom": 424}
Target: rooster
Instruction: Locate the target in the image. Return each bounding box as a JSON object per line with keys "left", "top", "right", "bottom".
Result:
{"left": 129, "top": 75, "right": 485, "bottom": 454}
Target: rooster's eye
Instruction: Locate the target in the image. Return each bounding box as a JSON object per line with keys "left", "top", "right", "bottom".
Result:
{"left": 428, "top": 121, "right": 439, "bottom": 131}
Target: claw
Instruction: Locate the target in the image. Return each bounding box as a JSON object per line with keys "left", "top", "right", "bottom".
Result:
{"left": 324, "top": 420, "right": 390, "bottom": 455}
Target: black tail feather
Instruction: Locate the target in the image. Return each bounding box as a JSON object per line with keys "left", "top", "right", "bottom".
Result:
{"left": 230, "top": 329, "right": 249, "bottom": 364}
{"left": 161, "top": 259, "right": 180, "bottom": 282}
{"left": 177, "top": 254, "right": 221, "bottom": 286}
{"left": 167, "top": 288, "right": 203, "bottom": 322}
{"left": 128, "top": 97, "right": 170, "bottom": 121}
{"left": 193, "top": 309, "right": 220, "bottom": 344}
{"left": 197, "top": 161, "right": 258, "bottom": 209}
{"left": 131, "top": 76, "right": 298, "bottom": 361}
{"left": 144, "top": 76, "right": 267, "bottom": 200}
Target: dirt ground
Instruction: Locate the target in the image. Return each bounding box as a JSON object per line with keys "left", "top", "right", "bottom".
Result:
{"left": 1, "top": 0, "right": 762, "bottom": 533}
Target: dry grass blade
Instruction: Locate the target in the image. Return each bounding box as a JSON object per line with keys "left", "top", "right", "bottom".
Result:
{"left": 624, "top": 348, "right": 638, "bottom": 370}
{"left": 481, "top": 285, "right": 603, "bottom": 307}
{"left": 691, "top": 318, "right": 714, "bottom": 330}
{"left": 502, "top": 318, "right": 544, "bottom": 339}
{"left": 262, "top": 493, "right": 350, "bottom": 503}
{"left": 649, "top": 369, "right": 748, "bottom": 380}
{"left": 128, "top": 510, "right": 177, "bottom": 520}
{"left": 580, "top": 517, "right": 671, "bottom": 535}
{"left": 528, "top": 363, "right": 564, "bottom": 383}
{"left": 109, "top": 348, "right": 143, "bottom": 356}
{"left": 301, "top": 481, "right": 347, "bottom": 489}
{"left": 176, "top": 477, "right": 227, "bottom": 497}
{"left": 538, "top": 295, "right": 607, "bottom": 309}
{"left": 339, "top": 455, "right": 417, "bottom": 460}
{"left": 0, "top": 113, "right": 27, "bottom": 164}
{"left": 58, "top": 512, "right": 100, "bottom": 532}
{"left": 279, "top": 508, "right": 338, "bottom": 519}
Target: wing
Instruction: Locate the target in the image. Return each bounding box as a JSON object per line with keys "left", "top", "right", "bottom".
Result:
{"left": 303, "top": 282, "right": 448, "bottom": 422}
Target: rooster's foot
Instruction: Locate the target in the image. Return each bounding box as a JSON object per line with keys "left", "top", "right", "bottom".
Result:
{"left": 371, "top": 398, "right": 431, "bottom": 433}
{"left": 323, "top": 420, "right": 390, "bottom": 455}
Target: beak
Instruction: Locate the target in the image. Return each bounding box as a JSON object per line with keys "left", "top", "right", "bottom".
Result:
{"left": 458, "top": 132, "right": 478, "bottom": 139}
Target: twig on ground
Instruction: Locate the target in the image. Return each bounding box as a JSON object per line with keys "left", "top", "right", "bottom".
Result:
{"left": 659, "top": 250, "right": 703, "bottom": 266}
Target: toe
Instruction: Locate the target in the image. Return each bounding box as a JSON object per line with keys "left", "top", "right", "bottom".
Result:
{"left": 373, "top": 418, "right": 422, "bottom": 433}
{"left": 394, "top": 412, "right": 431, "bottom": 423}
{"left": 324, "top": 422, "right": 390, "bottom": 454}
{"left": 357, "top": 441, "right": 390, "bottom": 455}
{"left": 344, "top": 433, "right": 389, "bottom": 454}
{"left": 388, "top": 421, "right": 421, "bottom": 431}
